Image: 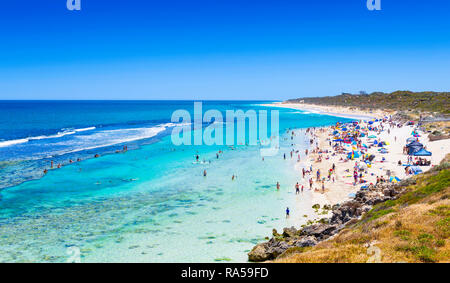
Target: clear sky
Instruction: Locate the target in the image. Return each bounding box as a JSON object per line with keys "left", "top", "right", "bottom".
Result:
{"left": 1, "top": 0, "right": 450, "bottom": 100}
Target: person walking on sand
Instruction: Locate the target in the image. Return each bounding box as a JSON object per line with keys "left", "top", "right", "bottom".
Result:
{"left": 286, "top": 207, "right": 290, "bottom": 218}
{"left": 322, "top": 180, "right": 325, "bottom": 193}
{"left": 276, "top": 182, "right": 280, "bottom": 190}
{"left": 309, "top": 178, "right": 313, "bottom": 190}
{"left": 295, "top": 182, "right": 300, "bottom": 194}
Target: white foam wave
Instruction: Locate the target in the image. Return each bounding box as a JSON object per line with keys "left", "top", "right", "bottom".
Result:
{"left": 0, "top": 138, "right": 29, "bottom": 148}
{"left": 0, "top": 127, "right": 97, "bottom": 148}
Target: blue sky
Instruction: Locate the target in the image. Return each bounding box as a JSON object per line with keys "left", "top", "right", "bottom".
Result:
{"left": 1, "top": 0, "right": 449, "bottom": 100}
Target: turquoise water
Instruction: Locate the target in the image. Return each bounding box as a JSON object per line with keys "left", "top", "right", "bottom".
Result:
{"left": 0, "top": 101, "right": 350, "bottom": 262}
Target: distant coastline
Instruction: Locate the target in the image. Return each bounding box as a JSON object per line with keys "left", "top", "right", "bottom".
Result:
{"left": 260, "top": 102, "right": 386, "bottom": 120}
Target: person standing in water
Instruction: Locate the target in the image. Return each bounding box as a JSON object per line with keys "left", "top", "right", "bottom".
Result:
{"left": 276, "top": 182, "right": 280, "bottom": 190}
{"left": 286, "top": 207, "right": 290, "bottom": 218}
{"left": 295, "top": 182, "right": 300, "bottom": 194}
{"left": 203, "top": 170, "right": 207, "bottom": 177}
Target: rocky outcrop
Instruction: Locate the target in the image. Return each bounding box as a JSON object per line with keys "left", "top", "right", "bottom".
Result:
{"left": 248, "top": 182, "right": 406, "bottom": 262}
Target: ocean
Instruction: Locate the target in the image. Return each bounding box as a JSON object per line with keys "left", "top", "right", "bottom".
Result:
{"left": 0, "top": 100, "right": 351, "bottom": 262}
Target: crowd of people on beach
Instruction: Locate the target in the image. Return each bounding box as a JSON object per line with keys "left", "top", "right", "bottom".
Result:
{"left": 277, "top": 115, "right": 436, "bottom": 219}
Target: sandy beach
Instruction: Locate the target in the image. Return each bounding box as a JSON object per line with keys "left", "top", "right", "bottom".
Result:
{"left": 262, "top": 102, "right": 391, "bottom": 120}
{"left": 273, "top": 102, "right": 450, "bottom": 215}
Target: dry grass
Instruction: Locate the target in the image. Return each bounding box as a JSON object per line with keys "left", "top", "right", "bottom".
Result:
{"left": 275, "top": 159, "right": 450, "bottom": 263}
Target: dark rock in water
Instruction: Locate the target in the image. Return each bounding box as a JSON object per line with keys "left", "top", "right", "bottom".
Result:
{"left": 272, "top": 229, "right": 280, "bottom": 237}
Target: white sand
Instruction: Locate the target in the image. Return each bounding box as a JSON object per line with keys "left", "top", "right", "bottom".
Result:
{"left": 276, "top": 102, "right": 450, "bottom": 210}
{"left": 262, "top": 102, "right": 390, "bottom": 120}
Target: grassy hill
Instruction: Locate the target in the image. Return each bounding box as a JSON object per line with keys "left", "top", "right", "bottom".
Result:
{"left": 286, "top": 91, "right": 450, "bottom": 115}
{"left": 275, "top": 155, "right": 450, "bottom": 263}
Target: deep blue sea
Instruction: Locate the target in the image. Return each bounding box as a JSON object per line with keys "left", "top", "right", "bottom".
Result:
{"left": 0, "top": 101, "right": 351, "bottom": 262}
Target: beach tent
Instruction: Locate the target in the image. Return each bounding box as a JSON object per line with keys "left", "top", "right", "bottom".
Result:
{"left": 406, "top": 141, "right": 424, "bottom": 155}
{"left": 389, "top": 176, "right": 401, "bottom": 183}
{"left": 413, "top": 148, "right": 432, "bottom": 156}
{"left": 410, "top": 166, "right": 423, "bottom": 174}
